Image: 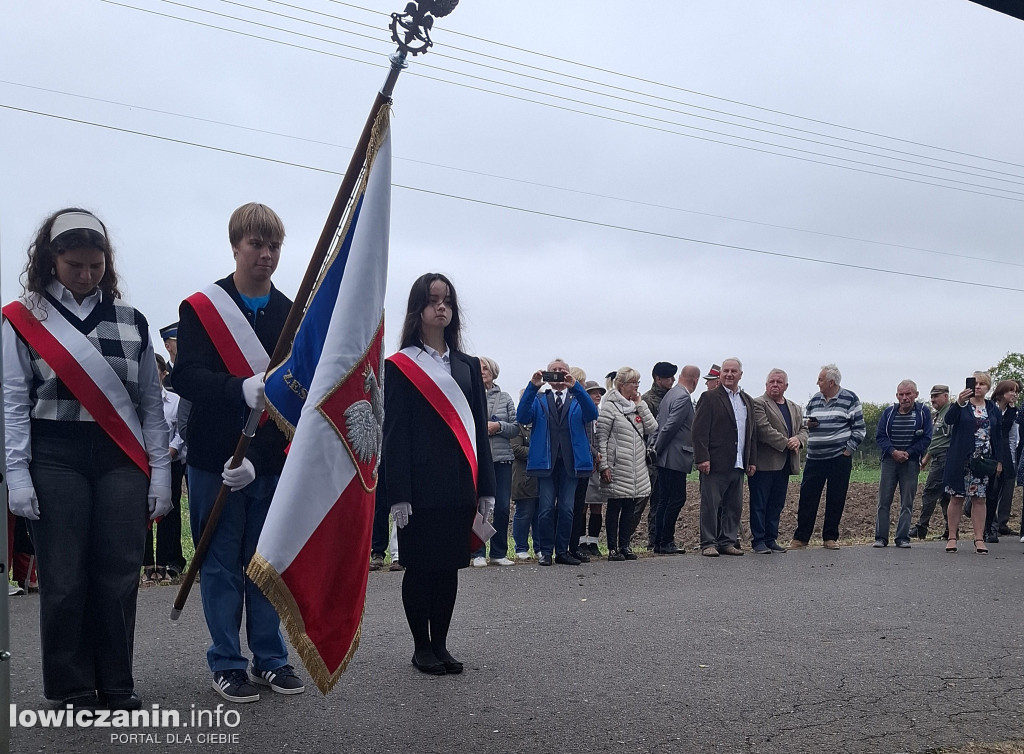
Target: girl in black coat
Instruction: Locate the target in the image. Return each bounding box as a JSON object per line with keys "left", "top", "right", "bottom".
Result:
{"left": 382, "top": 273, "right": 494, "bottom": 675}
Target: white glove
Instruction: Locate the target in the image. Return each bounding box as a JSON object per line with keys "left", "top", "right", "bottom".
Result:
{"left": 9, "top": 486, "right": 40, "bottom": 520}
{"left": 222, "top": 457, "right": 256, "bottom": 492}
{"left": 242, "top": 373, "right": 266, "bottom": 411}
{"left": 148, "top": 484, "right": 173, "bottom": 520}
{"left": 477, "top": 496, "right": 495, "bottom": 520}
{"left": 391, "top": 502, "right": 412, "bottom": 529}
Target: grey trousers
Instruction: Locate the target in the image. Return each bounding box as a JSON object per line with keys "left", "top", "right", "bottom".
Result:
{"left": 699, "top": 468, "right": 744, "bottom": 550}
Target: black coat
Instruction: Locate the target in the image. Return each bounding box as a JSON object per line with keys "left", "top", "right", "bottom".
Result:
{"left": 382, "top": 348, "right": 495, "bottom": 570}
{"left": 173, "top": 275, "right": 292, "bottom": 476}
{"left": 941, "top": 399, "right": 1010, "bottom": 496}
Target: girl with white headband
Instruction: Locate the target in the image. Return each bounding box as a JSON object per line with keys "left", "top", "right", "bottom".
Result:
{"left": 2, "top": 207, "right": 171, "bottom": 711}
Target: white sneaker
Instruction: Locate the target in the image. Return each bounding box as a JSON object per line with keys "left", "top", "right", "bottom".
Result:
{"left": 8, "top": 583, "right": 25, "bottom": 597}
{"left": 470, "top": 556, "right": 488, "bottom": 568}
{"left": 515, "top": 552, "right": 531, "bottom": 561}
{"left": 493, "top": 557, "right": 515, "bottom": 566}
{"left": 1020, "top": 535, "right": 1024, "bottom": 543}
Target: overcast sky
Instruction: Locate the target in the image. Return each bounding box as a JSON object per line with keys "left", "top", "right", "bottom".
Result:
{"left": 2, "top": 0, "right": 1022, "bottom": 407}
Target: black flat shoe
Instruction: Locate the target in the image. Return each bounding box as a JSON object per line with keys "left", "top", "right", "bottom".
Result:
{"left": 54, "top": 694, "right": 100, "bottom": 710}
{"left": 411, "top": 649, "right": 446, "bottom": 675}
{"left": 432, "top": 647, "right": 463, "bottom": 675}
{"left": 103, "top": 692, "right": 142, "bottom": 710}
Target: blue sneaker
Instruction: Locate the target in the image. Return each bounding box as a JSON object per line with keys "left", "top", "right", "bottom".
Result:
{"left": 249, "top": 664, "right": 305, "bottom": 695}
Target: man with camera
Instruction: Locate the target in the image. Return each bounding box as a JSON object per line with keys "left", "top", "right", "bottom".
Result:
{"left": 692, "top": 358, "right": 757, "bottom": 557}
{"left": 516, "top": 360, "right": 599, "bottom": 566}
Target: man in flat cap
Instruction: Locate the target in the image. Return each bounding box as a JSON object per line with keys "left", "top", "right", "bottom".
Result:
{"left": 910, "top": 385, "right": 952, "bottom": 540}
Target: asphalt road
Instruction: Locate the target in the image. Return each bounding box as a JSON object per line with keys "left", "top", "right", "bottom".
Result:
{"left": 8, "top": 539, "right": 1024, "bottom": 754}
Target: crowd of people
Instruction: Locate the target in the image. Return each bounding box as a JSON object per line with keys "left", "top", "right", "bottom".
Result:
{"left": 371, "top": 357, "right": 1024, "bottom": 571}
{"left": 6, "top": 204, "right": 1022, "bottom": 698}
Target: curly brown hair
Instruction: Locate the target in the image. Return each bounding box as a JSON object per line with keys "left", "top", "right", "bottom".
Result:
{"left": 22, "top": 208, "right": 121, "bottom": 299}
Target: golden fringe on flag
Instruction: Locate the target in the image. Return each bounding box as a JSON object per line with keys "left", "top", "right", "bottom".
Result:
{"left": 246, "top": 552, "right": 362, "bottom": 694}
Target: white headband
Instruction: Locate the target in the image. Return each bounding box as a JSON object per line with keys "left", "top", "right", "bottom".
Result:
{"left": 49, "top": 211, "right": 106, "bottom": 242}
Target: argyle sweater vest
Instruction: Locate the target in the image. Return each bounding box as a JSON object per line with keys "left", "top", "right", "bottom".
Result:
{"left": 22, "top": 295, "right": 149, "bottom": 422}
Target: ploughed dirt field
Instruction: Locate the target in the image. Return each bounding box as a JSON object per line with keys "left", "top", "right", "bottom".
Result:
{"left": 530, "top": 480, "right": 1023, "bottom": 552}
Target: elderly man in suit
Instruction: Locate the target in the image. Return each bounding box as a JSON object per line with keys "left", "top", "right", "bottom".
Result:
{"left": 692, "top": 358, "right": 757, "bottom": 556}
{"left": 749, "top": 369, "right": 807, "bottom": 554}
{"left": 651, "top": 365, "right": 701, "bottom": 554}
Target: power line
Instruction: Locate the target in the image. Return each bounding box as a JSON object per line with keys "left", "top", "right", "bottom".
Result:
{"left": 407, "top": 3, "right": 1024, "bottom": 172}
{"left": 106, "top": 0, "right": 1024, "bottom": 200}
{"left": 6, "top": 77, "right": 1019, "bottom": 269}
{"left": 392, "top": 183, "right": 1024, "bottom": 294}
{"left": 268, "top": 0, "right": 1024, "bottom": 183}
{"left": 2, "top": 101, "right": 1019, "bottom": 294}
{"left": 183, "top": 0, "right": 1024, "bottom": 192}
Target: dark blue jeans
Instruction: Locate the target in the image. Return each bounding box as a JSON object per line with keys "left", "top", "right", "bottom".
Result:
{"left": 29, "top": 427, "right": 148, "bottom": 702}
{"left": 512, "top": 497, "right": 540, "bottom": 554}
{"left": 473, "top": 461, "right": 512, "bottom": 560}
{"left": 748, "top": 468, "right": 790, "bottom": 548}
{"left": 188, "top": 467, "right": 288, "bottom": 674}
{"left": 653, "top": 467, "right": 688, "bottom": 547}
{"left": 536, "top": 464, "right": 579, "bottom": 557}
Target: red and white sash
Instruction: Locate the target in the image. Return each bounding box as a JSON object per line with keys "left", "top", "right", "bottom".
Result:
{"left": 184, "top": 283, "right": 269, "bottom": 378}
{"left": 387, "top": 346, "right": 478, "bottom": 487}
{"left": 2, "top": 297, "right": 150, "bottom": 477}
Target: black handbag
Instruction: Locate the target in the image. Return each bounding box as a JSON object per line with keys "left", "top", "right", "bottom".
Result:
{"left": 969, "top": 454, "right": 998, "bottom": 477}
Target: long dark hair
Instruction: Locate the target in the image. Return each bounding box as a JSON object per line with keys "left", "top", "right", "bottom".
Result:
{"left": 398, "top": 272, "right": 463, "bottom": 353}
{"left": 22, "top": 208, "right": 121, "bottom": 299}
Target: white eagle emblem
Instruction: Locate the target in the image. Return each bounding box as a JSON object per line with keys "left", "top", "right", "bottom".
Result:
{"left": 343, "top": 350, "right": 385, "bottom": 477}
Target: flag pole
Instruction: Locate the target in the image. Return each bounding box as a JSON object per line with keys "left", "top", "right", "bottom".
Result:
{"left": 171, "top": 51, "right": 411, "bottom": 621}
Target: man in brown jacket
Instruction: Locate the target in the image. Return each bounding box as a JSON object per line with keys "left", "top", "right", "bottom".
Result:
{"left": 749, "top": 369, "right": 807, "bottom": 554}
{"left": 693, "top": 358, "right": 757, "bottom": 556}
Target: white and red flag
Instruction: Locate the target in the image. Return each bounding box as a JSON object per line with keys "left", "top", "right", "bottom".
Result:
{"left": 248, "top": 107, "right": 391, "bottom": 694}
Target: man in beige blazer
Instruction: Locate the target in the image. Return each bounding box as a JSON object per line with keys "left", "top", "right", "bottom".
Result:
{"left": 749, "top": 369, "right": 808, "bottom": 553}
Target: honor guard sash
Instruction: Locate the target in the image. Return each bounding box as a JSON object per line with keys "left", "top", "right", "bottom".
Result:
{"left": 2, "top": 297, "right": 151, "bottom": 477}
{"left": 386, "top": 346, "right": 478, "bottom": 487}
{"left": 184, "top": 284, "right": 270, "bottom": 378}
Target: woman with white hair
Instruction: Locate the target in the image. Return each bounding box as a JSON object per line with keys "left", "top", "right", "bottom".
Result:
{"left": 596, "top": 367, "right": 657, "bottom": 560}
{"left": 470, "top": 356, "right": 519, "bottom": 567}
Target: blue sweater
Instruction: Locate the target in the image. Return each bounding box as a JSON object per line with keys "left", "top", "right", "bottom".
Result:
{"left": 516, "top": 381, "right": 598, "bottom": 477}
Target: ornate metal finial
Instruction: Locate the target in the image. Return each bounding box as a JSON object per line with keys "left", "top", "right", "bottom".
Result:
{"left": 390, "top": 0, "right": 459, "bottom": 56}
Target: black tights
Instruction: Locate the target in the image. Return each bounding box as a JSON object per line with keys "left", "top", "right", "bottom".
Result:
{"left": 401, "top": 568, "right": 459, "bottom": 654}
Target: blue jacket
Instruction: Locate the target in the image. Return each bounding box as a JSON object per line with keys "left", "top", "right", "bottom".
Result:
{"left": 516, "top": 381, "right": 598, "bottom": 476}
{"left": 876, "top": 402, "right": 932, "bottom": 462}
